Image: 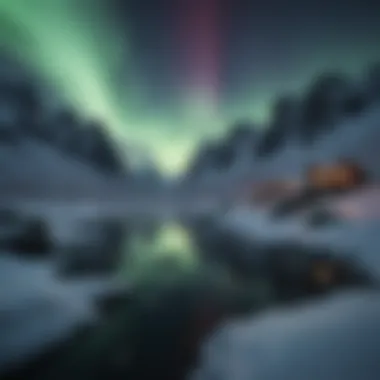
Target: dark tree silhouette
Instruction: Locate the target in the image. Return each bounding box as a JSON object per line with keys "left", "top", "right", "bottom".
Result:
{"left": 272, "top": 96, "right": 300, "bottom": 127}
{"left": 56, "top": 221, "right": 127, "bottom": 277}
{"left": 343, "top": 90, "right": 366, "bottom": 115}
{"left": 227, "top": 121, "right": 258, "bottom": 157}
{"left": 227, "top": 121, "right": 255, "bottom": 144}
{"left": 187, "top": 142, "right": 232, "bottom": 174}
{"left": 300, "top": 73, "right": 365, "bottom": 143}
{"left": 257, "top": 96, "right": 299, "bottom": 157}
{"left": 211, "top": 142, "right": 236, "bottom": 170}
{"left": 0, "top": 221, "right": 52, "bottom": 258}
{"left": 0, "top": 209, "right": 52, "bottom": 257}
{"left": 39, "top": 109, "right": 81, "bottom": 150}
{"left": 76, "top": 121, "right": 125, "bottom": 174}
{"left": 0, "top": 78, "right": 41, "bottom": 141}
{"left": 256, "top": 125, "right": 284, "bottom": 157}
{"left": 184, "top": 143, "right": 214, "bottom": 181}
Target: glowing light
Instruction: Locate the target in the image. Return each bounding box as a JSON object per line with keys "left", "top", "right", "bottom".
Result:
{"left": 0, "top": 0, "right": 134, "bottom": 139}
{"left": 0, "top": 0, "right": 226, "bottom": 174}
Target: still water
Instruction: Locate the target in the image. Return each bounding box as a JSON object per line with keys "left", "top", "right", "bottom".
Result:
{"left": 120, "top": 222, "right": 202, "bottom": 283}
{"left": 119, "top": 221, "right": 275, "bottom": 308}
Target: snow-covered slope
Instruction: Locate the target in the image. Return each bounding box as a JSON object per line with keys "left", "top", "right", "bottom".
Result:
{"left": 191, "top": 290, "right": 380, "bottom": 380}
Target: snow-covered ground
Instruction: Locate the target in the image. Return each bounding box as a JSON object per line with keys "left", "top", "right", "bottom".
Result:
{"left": 0, "top": 138, "right": 130, "bottom": 199}
{"left": 218, "top": 201, "right": 380, "bottom": 276}
{"left": 191, "top": 289, "right": 380, "bottom": 380}
{"left": 0, "top": 253, "right": 129, "bottom": 373}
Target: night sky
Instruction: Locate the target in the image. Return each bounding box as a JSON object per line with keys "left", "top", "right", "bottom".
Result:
{"left": 1, "top": 0, "right": 380, "bottom": 173}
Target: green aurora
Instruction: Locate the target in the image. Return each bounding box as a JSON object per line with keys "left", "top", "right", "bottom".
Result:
{"left": 0, "top": 0, "right": 212, "bottom": 173}
{"left": 1, "top": 0, "right": 380, "bottom": 174}
{"left": 0, "top": 0, "right": 130, "bottom": 131}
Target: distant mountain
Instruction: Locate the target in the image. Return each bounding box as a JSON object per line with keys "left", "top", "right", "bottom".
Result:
{"left": 184, "top": 63, "right": 380, "bottom": 189}
{"left": 183, "top": 121, "right": 259, "bottom": 189}
{"left": 0, "top": 55, "right": 135, "bottom": 199}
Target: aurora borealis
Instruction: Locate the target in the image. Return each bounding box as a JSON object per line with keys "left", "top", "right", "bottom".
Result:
{"left": 0, "top": 0, "right": 132, "bottom": 133}
{"left": 179, "top": 0, "right": 221, "bottom": 120}
{"left": 1, "top": 0, "right": 380, "bottom": 174}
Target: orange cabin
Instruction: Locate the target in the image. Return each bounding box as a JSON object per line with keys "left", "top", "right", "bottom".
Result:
{"left": 306, "top": 161, "right": 366, "bottom": 190}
